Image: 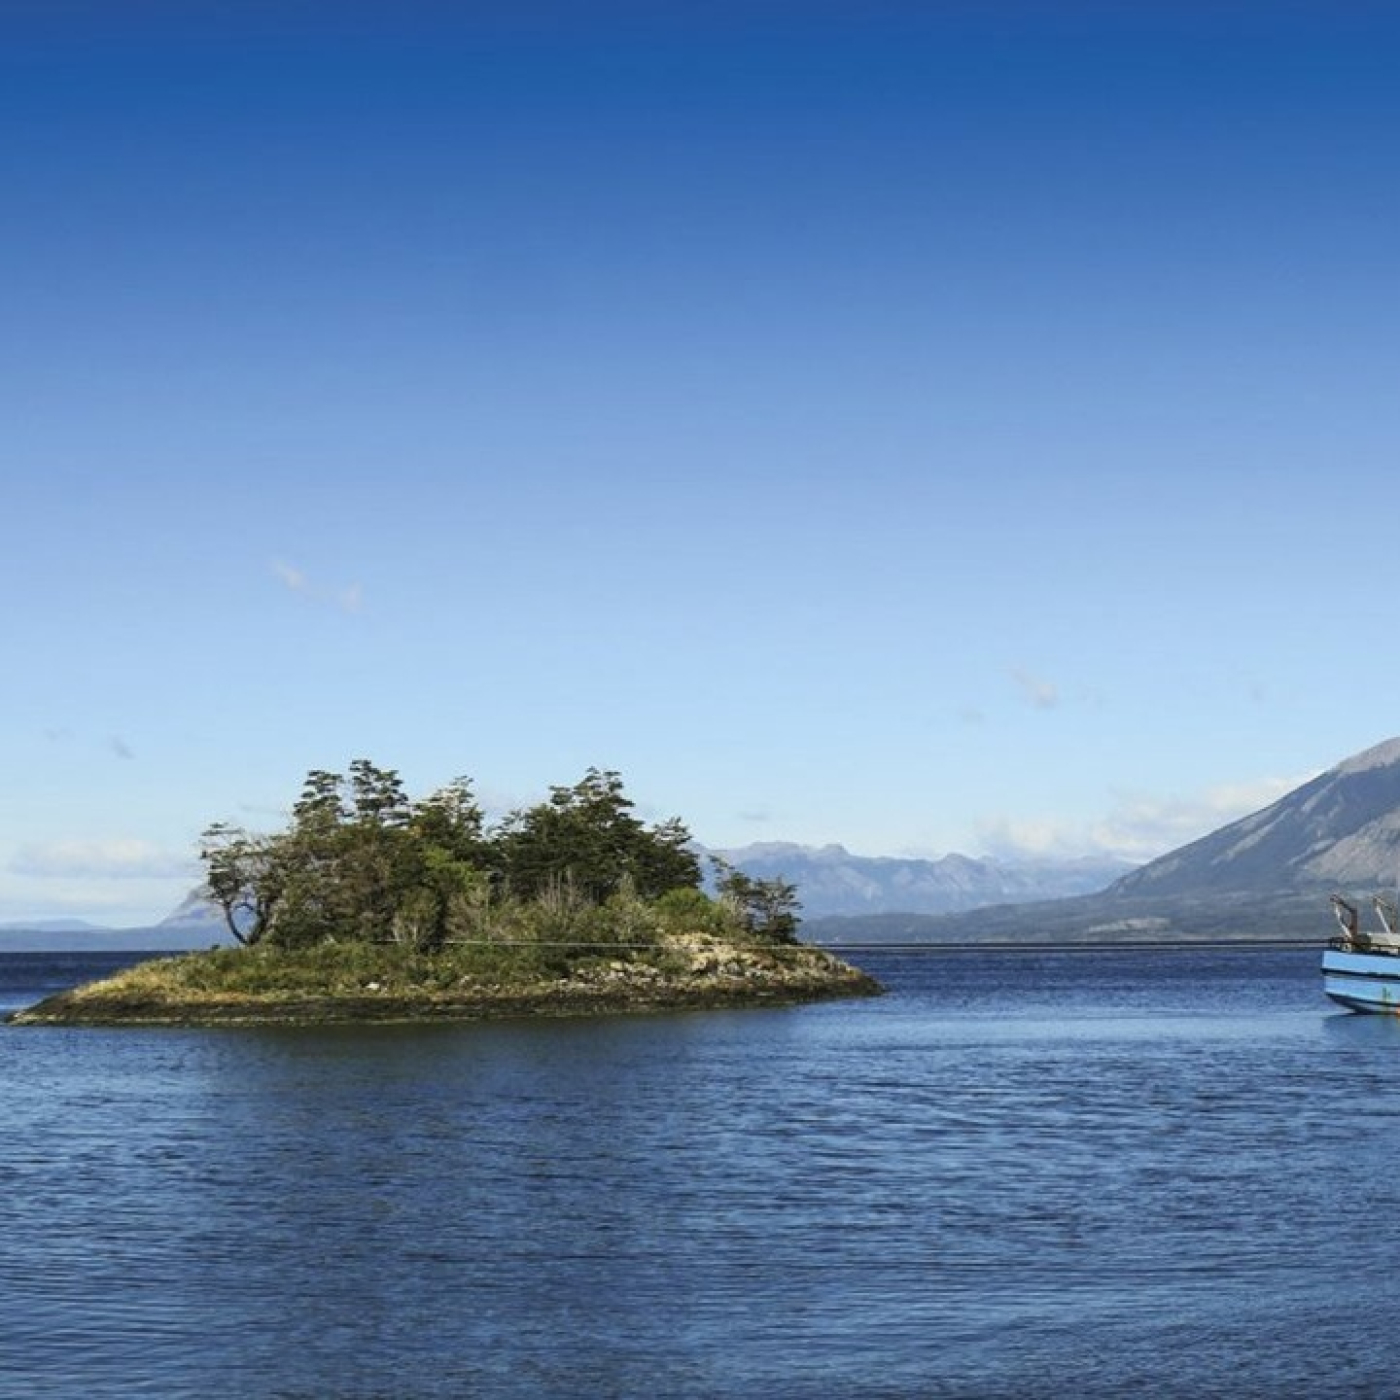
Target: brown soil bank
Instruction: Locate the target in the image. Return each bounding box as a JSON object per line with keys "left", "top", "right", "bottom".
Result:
{"left": 7, "top": 935, "right": 882, "bottom": 1028}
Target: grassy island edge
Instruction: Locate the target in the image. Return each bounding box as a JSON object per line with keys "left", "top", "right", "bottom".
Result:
{"left": 7, "top": 935, "right": 883, "bottom": 1027}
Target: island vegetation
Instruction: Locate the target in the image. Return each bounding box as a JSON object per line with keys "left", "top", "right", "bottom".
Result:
{"left": 11, "top": 762, "right": 880, "bottom": 1025}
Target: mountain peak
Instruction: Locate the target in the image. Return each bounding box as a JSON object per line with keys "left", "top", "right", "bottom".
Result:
{"left": 1113, "top": 736, "right": 1400, "bottom": 900}
{"left": 1333, "top": 736, "right": 1400, "bottom": 775}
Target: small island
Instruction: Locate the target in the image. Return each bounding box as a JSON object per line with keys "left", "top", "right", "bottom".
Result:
{"left": 11, "top": 762, "right": 880, "bottom": 1026}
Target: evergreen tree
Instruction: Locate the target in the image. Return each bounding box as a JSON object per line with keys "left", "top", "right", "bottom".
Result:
{"left": 497, "top": 768, "right": 700, "bottom": 902}
{"left": 711, "top": 858, "right": 803, "bottom": 943}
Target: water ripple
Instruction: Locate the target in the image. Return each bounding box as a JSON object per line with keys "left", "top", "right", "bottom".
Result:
{"left": 0, "top": 947, "right": 1394, "bottom": 1397}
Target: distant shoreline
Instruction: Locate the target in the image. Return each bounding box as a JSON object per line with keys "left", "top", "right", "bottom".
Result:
{"left": 820, "top": 938, "right": 1321, "bottom": 953}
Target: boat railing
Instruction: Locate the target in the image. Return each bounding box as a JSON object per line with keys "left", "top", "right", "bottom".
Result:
{"left": 1330, "top": 936, "right": 1400, "bottom": 955}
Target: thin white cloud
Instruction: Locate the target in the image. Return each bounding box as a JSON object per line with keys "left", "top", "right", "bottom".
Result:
{"left": 1011, "top": 668, "right": 1060, "bottom": 710}
{"left": 271, "top": 560, "right": 362, "bottom": 614}
{"left": 10, "top": 839, "right": 194, "bottom": 881}
{"left": 272, "top": 560, "right": 308, "bottom": 592}
{"left": 977, "top": 772, "right": 1313, "bottom": 865}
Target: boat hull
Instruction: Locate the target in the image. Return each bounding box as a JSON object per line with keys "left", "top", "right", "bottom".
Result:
{"left": 1322, "top": 946, "right": 1400, "bottom": 1013}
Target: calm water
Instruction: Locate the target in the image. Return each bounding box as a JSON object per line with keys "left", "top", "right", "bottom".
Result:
{"left": 0, "top": 945, "right": 1394, "bottom": 1398}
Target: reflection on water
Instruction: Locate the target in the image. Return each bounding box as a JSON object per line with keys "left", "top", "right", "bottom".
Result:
{"left": 0, "top": 947, "right": 1391, "bottom": 1398}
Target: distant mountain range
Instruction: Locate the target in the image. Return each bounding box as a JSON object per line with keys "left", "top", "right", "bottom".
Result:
{"left": 0, "top": 918, "right": 108, "bottom": 934}
{"left": 0, "top": 923, "right": 224, "bottom": 952}
{"left": 8, "top": 737, "right": 1400, "bottom": 950}
{"left": 712, "top": 843, "right": 1133, "bottom": 917}
{"left": 806, "top": 737, "right": 1400, "bottom": 945}
{"left": 0, "top": 889, "right": 232, "bottom": 952}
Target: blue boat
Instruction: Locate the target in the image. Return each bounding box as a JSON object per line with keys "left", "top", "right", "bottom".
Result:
{"left": 1323, "top": 894, "right": 1400, "bottom": 1013}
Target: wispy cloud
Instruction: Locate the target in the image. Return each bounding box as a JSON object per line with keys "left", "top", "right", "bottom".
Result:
{"left": 271, "top": 560, "right": 362, "bottom": 613}
{"left": 272, "top": 560, "right": 307, "bottom": 592}
{"left": 1011, "top": 668, "right": 1060, "bottom": 710}
{"left": 10, "top": 839, "right": 194, "bottom": 881}
{"left": 976, "top": 772, "right": 1313, "bottom": 864}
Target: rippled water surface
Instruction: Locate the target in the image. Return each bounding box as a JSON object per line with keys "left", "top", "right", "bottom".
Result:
{"left": 1, "top": 946, "right": 1394, "bottom": 1398}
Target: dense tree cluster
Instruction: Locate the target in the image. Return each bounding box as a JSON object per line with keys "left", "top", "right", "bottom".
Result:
{"left": 200, "top": 761, "right": 801, "bottom": 951}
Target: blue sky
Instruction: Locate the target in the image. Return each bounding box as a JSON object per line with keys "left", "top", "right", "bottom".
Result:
{"left": 5, "top": 2, "right": 1400, "bottom": 925}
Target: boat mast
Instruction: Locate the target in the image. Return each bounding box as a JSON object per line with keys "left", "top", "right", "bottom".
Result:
{"left": 1332, "top": 894, "right": 1361, "bottom": 948}
{"left": 1376, "top": 895, "right": 1399, "bottom": 938}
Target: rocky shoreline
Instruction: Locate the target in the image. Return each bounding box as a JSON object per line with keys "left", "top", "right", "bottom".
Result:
{"left": 8, "top": 937, "right": 883, "bottom": 1027}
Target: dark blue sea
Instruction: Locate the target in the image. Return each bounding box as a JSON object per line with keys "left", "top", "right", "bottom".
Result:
{"left": 0, "top": 945, "right": 1392, "bottom": 1399}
